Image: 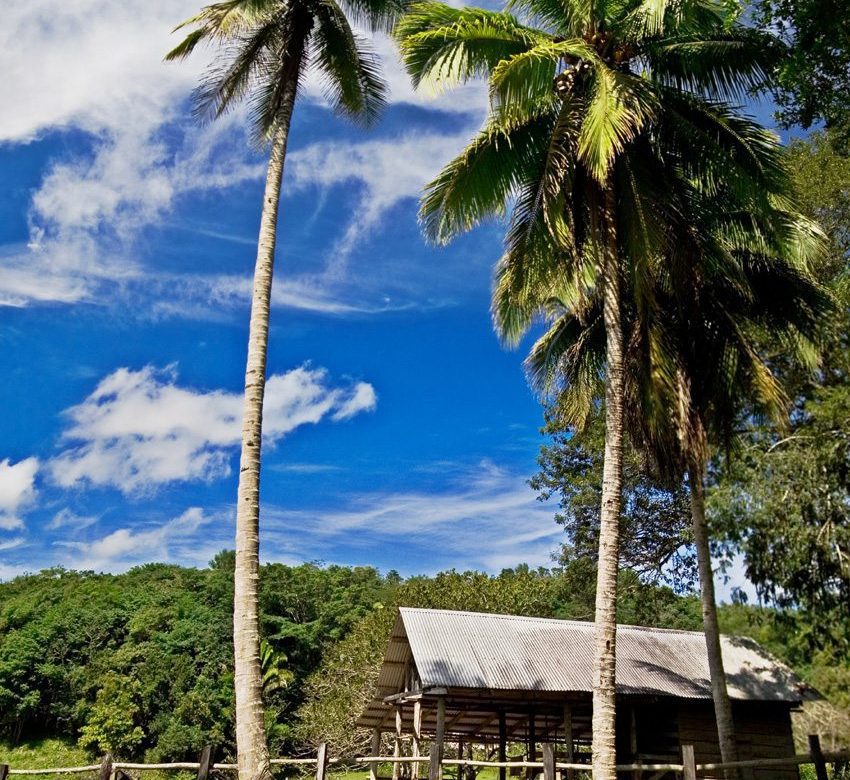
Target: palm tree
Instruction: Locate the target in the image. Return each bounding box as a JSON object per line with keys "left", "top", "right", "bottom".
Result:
{"left": 395, "top": 0, "right": 781, "bottom": 772}
{"left": 515, "top": 176, "right": 830, "bottom": 773}
{"left": 166, "top": 2, "right": 401, "bottom": 777}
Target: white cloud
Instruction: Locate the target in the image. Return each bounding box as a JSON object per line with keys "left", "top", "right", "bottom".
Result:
{"left": 287, "top": 129, "right": 476, "bottom": 272}
{"left": 48, "top": 508, "right": 99, "bottom": 531}
{"left": 0, "top": 0, "right": 489, "bottom": 311}
{"left": 49, "top": 365, "right": 376, "bottom": 493}
{"left": 261, "top": 461, "right": 562, "bottom": 572}
{"left": 60, "top": 507, "right": 219, "bottom": 570}
{"left": 0, "top": 457, "right": 39, "bottom": 530}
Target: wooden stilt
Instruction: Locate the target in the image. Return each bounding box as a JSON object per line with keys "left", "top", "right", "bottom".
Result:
{"left": 630, "top": 706, "right": 639, "bottom": 780}
{"left": 412, "top": 700, "right": 422, "bottom": 780}
{"left": 541, "top": 744, "right": 555, "bottom": 780}
{"left": 527, "top": 710, "right": 536, "bottom": 780}
{"left": 563, "top": 704, "right": 574, "bottom": 780}
{"left": 498, "top": 711, "right": 507, "bottom": 780}
{"left": 429, "top": 697, "right": 446, "bottom": 780}
{"left": 457, "top": 740, "right": 464, "bottom": 780}
{"left": 393, "top": 706, "right": 403, "bottom": 780}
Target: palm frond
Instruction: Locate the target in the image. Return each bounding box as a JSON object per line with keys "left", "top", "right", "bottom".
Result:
{"left": 578, "top": 65, "right": 658, "bottom": 181}
{"left": 645, "top": 30, "right": 782, "bottom": 102}
{"left": 313, "top": 0, "right": 387, "bottom": 124}
{"left": 395, "top": 3, "right": 544, "bottom": 88}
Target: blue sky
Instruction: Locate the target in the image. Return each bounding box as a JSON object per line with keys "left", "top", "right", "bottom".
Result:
{"left": 0, "top": 0, "right": 569, "bottom": 579}
{"left": 0, "top": 0, "right": 762, "bottom": 595}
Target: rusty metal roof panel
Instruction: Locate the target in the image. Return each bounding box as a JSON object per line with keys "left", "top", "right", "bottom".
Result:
{"left": 398, "top": 608, "right": 811, "bottom": 702}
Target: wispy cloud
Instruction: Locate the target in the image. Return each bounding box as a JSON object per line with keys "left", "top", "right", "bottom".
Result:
{"left": 261, "top": 461, "right": 563, "bottom": 572}
{"left": 57, "top": 507, "right": 225, "bottom": 571}
{"left": 0, "top": 457, "right": 39, "bottom": 531}
{"left": 49, "top": 365, "right": 376, "bottom": 493}
{"left": 0, "top": 0, "right": 488, "bottom": 313}
{"left": 48, "top": 508, "right": 99, "bottom": 531}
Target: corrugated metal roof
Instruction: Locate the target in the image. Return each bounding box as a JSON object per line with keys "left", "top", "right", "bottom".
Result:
{"left": 397, "top": 608, "right": 810, "bottom": 702}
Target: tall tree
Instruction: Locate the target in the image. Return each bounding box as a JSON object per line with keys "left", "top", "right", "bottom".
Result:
{"left": 518, "top": 174, "right": 829, "bottom": 770}
{"left": 395, "top": 0, "right": 781, "bottom": 772}
{"left": 165, "top": 2, "right": 400, "bottom": 776}
{"left": 710, "top": 131, "right": 850, "bottom": 660}
{"left": 754, "top": 0, "right": 850, "bottom": 146}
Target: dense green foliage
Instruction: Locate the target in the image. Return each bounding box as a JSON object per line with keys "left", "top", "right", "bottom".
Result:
{"left": 756, "top": 0, "right": 850, "bottom": 145}
{"left": 0, "top": 558, "right": 393, "bottom": 761}
{"left": 0, "top": 561, "right": 701, "bottom": 763}
{"left": 3, "top": 557, "right": 848, "bottom": 761}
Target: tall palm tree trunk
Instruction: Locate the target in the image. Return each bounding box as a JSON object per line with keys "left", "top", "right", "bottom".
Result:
{"left": 233, "top": 84, "right": 297, "bottom": 780}
{"left": 592, "top": 183, "right": 625, "bottom": 780}
{"left": 689, "top": 465, "right": 739, "bottom": 776}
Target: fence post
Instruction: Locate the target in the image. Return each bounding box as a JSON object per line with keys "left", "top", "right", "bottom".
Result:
{"left": 682, "top": 745, "right": 696, "bottom": 780}
{"left": 429, "top": 742, "right": 445, "bottom": 780}
{"left": 370, "top": 728, "right": 382, "bottom": 780}
{"left": 809, "top": 735, "right": 829, "bottom": 780}
{"left": 197, "top": 745, "right": 214, "bottom": 780}
{"left": 0, "top": 763, "right": 9, "bottom": 780}
{"left": 542, "top": 743, "right": 555, "bottom": 780}
{"left": 99, "top": 754, "right": 114, "bottom": 780}
{"left": 315, "top": 743, "right": 329, "bottom": 780}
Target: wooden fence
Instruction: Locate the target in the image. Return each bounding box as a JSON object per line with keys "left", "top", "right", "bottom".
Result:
{"left": 2, "top": 736, "right": 848, "bottom": 780}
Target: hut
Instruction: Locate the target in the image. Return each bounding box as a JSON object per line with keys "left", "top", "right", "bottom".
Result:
{"left": 358, "top": 608, "right": 814, "bottom": 778}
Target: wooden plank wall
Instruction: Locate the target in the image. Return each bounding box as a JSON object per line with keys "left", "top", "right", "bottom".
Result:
{"left": 677, "top": 701, "right": 798, "bottom": 780}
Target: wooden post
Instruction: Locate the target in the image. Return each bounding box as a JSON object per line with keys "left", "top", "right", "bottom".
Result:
{"left": 0, "top": 764, "right": 8, "bottom": 780}
{"left": 456, "top": 740, "right": 464, "bottom": 780}
{"left": 629, "top": 707, "right": 639, "bottom": 780}
{"left": 498, "top": 711, "right": 507, "bottom": 780}
{"left": 682, "top": 745, "right": 696, "bottom": 780}
{"left": 527, "top": 711, "right": 536, "bottom": 780}
{"left": 316, "top": 742, "right": 329, "bottom": 780}
{"left": 197, "top": 745, "right": 214, "bottom": 780}
{"left": 370, "top": 728, "right": 382, "bottom": 780}
{"left": 562, "top": 704, "right": 573, "bottom": 780}
{"left": 412, "top": 700, "right": 423, "bottom": 780}
{"left": 429, "top": 697, "right": 446, "bottom": 780}
{"left": 99, "top": 753, "right": 113, "bottom": 780}
{"left": 394, "top": 706, "right": 403, "bottom": 780}
{"left": 809, "top": 735, "right": 829, "bottom": 780}
{"left": 542, "top": 743, "right": 555, "bottom": 780}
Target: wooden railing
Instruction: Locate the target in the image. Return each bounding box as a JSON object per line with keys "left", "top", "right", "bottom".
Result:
{"left": 2, "top": 735, "right": 848, "bottom": 780}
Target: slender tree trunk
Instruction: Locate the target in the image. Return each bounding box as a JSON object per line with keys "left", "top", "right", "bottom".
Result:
{"left": 591, "top": 181, "right": 625, "bottom": 780}
{"left": 233, "top": 84, "right": 297, "bottom": 780}
{"left": 689, "top": 465, "right": 739, "bottom": 777}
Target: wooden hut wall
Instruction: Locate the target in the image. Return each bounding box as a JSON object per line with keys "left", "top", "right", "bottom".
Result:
{"left": 677, "top": 701, "right": 798, "bottom": 780}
